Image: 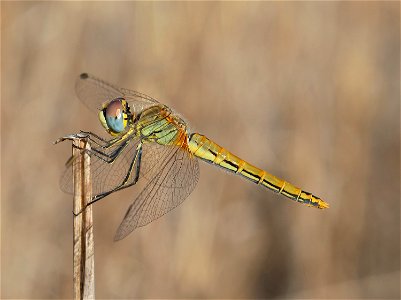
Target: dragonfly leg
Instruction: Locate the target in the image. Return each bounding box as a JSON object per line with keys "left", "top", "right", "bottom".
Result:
{"left": 73, "top": 143, "right": 143, "bottom": 215}
{"left": 79, "top": 130, "right": 122, "bottom": 148}
{"left": 77, "top": 130, "right": 108, "bottom": 147}
{"left": 67, "top": 140, "right": 129, "bottom": 167}
{"left": 93, "top": 143, "right": 143, "bottom": 201}
{"left": 89, "top": 142, "right": 129, "bottom": 163}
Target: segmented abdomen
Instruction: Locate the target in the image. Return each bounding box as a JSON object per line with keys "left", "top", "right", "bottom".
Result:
{"left": 188, "top": 133, "right": 328, "bottom": 209}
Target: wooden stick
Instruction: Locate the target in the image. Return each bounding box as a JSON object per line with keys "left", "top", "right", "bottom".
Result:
{"left": 72, "top": 138, "right": 95, "bottom": 299}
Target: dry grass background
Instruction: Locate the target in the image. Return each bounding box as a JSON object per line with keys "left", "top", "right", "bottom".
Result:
{"left": 2, "top": 2, "right": 400, "bottom": 299}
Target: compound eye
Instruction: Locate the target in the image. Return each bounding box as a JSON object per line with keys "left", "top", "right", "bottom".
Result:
{"left": 105, "top": 99, "right": 123, "bottom": 119}
{"left": 103, "top": 99, "right": 126, "bottom": 133}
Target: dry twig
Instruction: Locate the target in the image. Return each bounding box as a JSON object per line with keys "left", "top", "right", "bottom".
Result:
{"left": 55, "top": 134, "right": 95, "bottom": 299}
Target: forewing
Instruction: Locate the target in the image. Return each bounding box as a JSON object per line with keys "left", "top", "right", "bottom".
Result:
{"left": 114, "top": 145, "right": 200, "bottom": 240}
{"left": 60, "top": 137, "right": 141, "bottom": 197}
{"left": 75, "top": 73, "right": 158, "bottom": 113}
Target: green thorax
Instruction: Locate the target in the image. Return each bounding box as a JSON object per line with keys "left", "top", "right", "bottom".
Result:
{"left": 135, "top": 104, "right": 187, "bottom": 146}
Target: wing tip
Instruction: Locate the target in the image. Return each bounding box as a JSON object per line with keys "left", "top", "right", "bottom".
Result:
{"left": 80, "top": 72, "right": 89, "bottom": 80}
{"left": 113, "top": 234, "right": 124, "bottom": 242}
{"left": 114, "top": 226, "right": 137, "bottom": 242}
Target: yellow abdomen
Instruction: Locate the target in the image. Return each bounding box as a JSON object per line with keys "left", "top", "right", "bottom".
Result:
{"left": 188, "top": 133, "right": 328, "bottom": 209}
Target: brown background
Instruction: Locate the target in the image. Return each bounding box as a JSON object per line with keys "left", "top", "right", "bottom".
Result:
{"left": 2, "top": 2, "right": 400, "bottom": 299}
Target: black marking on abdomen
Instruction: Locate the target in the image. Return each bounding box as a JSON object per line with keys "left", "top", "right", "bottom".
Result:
{"left": 223, "top": 159, "right": 238, "bottom": 169}
{"left": 261, "top": 178, "right": 281, "bottom": 192}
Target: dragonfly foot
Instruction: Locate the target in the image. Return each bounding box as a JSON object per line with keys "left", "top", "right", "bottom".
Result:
{"left": 72, "top": 209, "right": 82, "bottom": 217}
{"left": 72, "top": 203, "right": 91, "bottom": 217}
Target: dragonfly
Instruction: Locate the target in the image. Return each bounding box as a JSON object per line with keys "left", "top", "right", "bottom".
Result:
{"left": 60, "top": 73, "right": 329, "bottom": 241}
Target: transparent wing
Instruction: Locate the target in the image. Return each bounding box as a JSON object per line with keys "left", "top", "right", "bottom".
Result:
{"left": 60, "top": 136, "right": 141, "bottom": 197}
{"left": 114, "top": 145, "right": 200, "bottom": 241}
{"left": 75, "top": 73, "right": 159, "bottom": 113}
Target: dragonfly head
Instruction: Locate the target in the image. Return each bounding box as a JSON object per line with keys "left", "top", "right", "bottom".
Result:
{"left": 99, "top": 98, "right": 133, "bottom": 136}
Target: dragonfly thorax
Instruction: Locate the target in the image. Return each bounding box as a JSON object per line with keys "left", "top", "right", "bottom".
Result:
{"left": 136, "top": 104, "right": 189, "bottom": 147}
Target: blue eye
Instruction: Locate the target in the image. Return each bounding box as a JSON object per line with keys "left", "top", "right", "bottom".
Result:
{"left": 104, "top": 99, "right": 125, "bottom": 133}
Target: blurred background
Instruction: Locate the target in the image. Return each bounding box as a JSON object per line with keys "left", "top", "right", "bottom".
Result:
{"left": 2, "top": 2, "right": 399, "bottom": 299}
